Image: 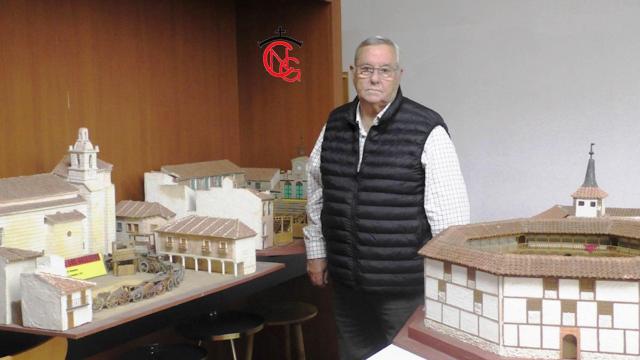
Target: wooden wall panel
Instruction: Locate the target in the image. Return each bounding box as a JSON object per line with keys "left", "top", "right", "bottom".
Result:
{"left": 0, "top": 0, "right": 241, "bottom": 201}
{"left": 236, "top": 0, "right": 343, "bottom": 169}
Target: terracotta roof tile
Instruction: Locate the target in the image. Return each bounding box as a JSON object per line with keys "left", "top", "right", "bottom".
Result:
{"left": 607, "top": 207, "right": 640, "bottom": 217}
{"left": 532, "top": 205, "right": 572, "bottom": 220}
{"left": 420, "top": 217, "right": 640, "bottom": 280}
{"left": 33, "top": 272, "right": 95, "bottom": 294}
{"left": 116, "top": 200, "right": 175, "bottom": 220}
{"left": 0, "top": 247, "right": 43, "bottom": 263}
{"left": 155, "top": 215, "right": 256, "bottom": 239}
{"left": 243, "top": 168, "right": 279, "bottom": 182}
{"left": 0, "top": 195, "right": 85, "bottom": 216}
{"left": 0, "top": 174, "right": 78, "bottom": 205}
{"left": 161, "top": 160, "right": 243, "bottom": 182}
{"left": 571, "top": 186, "right": 608, "bottom": 199}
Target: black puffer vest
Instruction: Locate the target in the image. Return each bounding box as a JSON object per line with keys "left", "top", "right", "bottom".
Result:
{"left": 320, "top": 89, "right": 447, "bottom": 293}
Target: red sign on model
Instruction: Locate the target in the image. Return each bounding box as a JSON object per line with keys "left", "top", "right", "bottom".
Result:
{"left": 259, "top": 27, "right": 302, "bottom": 83}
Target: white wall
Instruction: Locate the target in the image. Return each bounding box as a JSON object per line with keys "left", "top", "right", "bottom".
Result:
{"left": 342, "top": 0, "right": 640, "bottom": 221}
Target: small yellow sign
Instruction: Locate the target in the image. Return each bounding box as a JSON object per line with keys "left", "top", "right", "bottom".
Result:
{"left": 65, "top": 253, "right": 107, "bottom": 279}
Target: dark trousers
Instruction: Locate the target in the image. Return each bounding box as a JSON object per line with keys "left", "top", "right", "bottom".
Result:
{"left": 332, "top": 282, "right": 423, "bottom": 360}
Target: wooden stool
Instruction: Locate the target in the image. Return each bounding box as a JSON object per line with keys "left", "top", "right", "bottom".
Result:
{"left": 250, "top": 301, "right": 318, "bottom": 360}
{"left": 120, "top": 343, "right": 207, "bottom": 360}
{"left": 177, "top": 311, "right": 264, "bottom": 360}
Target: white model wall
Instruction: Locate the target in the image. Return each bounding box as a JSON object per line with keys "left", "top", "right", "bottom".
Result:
{"left": 144, "top": 172, "right": 195, "bottom": 218}
{"left": 424, "top": 258, "right": 640, "bottom": 357}
{"left": 196, "top": 186, "right": 269, "bottom": 250}
{"left": 1, "top": 260, "right": 37, "bottom": 324}
{"left": 342, "top": 0, "right": 640, "bottom": 221}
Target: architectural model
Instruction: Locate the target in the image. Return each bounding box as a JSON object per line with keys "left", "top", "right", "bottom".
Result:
{"left": 420, "top": 147, "right": 640, "bottom": 359}
{"left": 115, "top": 200, "right": 176, "bottom": 248}
{"left": 0, "top": 247, "right": 42, "bottom": 324}
{"left": 196, "top": 178, "right": 274, "bottom": 249}
{"left": 0, "top": 128, "right": 115, "bottom": 258}
{"left": 21, "top": 272, "right": 95, "bottom": 331}
{"left": 144, "top": 159, "right": 246, "bottom": 218}
{"left": 154, "top": 214, "right": 257, "bottom": 275}
{"left": 279, "top": 156, "right": 308, "bottom": 199}
{"left": 243, "top": 167, "right": 280, "bottom": 193}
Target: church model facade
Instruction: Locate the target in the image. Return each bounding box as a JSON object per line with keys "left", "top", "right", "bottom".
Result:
{"left": 420, "top": 147, "right": 640, "bottom": 360}
{"left": 0, "top": 128, "right": 115, "bottom": 258}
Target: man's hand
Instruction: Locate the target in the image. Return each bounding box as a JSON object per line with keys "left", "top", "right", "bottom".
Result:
{"left": 307, "top": 258, "right": 328, "bottom": 287}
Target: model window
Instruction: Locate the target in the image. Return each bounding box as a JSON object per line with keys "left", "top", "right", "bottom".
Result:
{"left": 202, "top": 240, "right": 211, "bottom": 254}
{"left": 116, "top": 222, "right": 123, "bottom": 232}
{"left": 190, "top": 179, "right": 198, "bottom": 190}
{"left": 255, "top": 182, "right": 261, "bottom": 190}
{"left": 219, "top": 241, "right": 228, "bottom": 255}
{"left": 127, "top": 223, "right": 133, "bottom": 232}
{"left": 284, "top": 182, "right": 292, "bottom": 198}
{"left": 590, "top": 201, "right": 596, "bottom": 207}
{"left": 213, "top": 176, "right": 222, "bottom": 187}
{"left": 295, "top": 182, "right": 303, "bottom": 199}
{"left": 133, "top": 224, "right": 139, "bottom": 233}
{"left": 268, "top": 202, "right": 273, "bottom": 215}
{"left": 578, "top": 201, "right": 585, "bottom": 206}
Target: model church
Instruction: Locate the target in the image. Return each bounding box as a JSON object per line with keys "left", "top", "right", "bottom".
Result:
{"left": 0, "top": 128, "right": 115, "bottom": 258}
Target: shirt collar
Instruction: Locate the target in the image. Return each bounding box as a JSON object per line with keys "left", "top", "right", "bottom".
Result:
{"left": 355, "top": 101, "right": 392, "bottom": 132}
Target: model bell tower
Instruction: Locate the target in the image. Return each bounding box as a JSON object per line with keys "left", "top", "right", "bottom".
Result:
{"left": 67, "top": 128, "right": 100, "bottom": 183}
{"left": 571, "top": 143, "right": 607, "bottom": 217}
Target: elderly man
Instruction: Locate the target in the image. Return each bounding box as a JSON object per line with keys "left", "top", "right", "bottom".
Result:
{"left": 304, "top": 36, "right": 470, "bottom": 359}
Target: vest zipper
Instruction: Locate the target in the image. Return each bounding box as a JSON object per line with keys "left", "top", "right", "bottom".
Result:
{"left": 350, "top": 127, "right": 374, "bottom": 287}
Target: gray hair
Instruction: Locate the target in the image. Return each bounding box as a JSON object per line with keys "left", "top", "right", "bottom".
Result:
{"left": 354, "top": 36, "right": 400, "bottom": 65}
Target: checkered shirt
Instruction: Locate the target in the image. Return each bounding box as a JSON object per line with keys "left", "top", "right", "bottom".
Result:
{"left": 304, "top": 104, "right": 470, "bottom": 259}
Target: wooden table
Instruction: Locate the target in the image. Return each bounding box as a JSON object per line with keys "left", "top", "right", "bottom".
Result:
{"left": 0, "top": 262, "right": 285, "bottom": 359}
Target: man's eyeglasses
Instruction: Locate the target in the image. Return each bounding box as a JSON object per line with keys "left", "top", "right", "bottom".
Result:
{"left": 353, "top": 65, "right": 398, "bottom": 79}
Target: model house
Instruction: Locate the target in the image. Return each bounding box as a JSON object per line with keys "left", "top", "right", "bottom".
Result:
{"left": 279, "top": 156, "right": 308, "bottom": 199}
{"left": 21, "top": 272, "right": 95, "bottom": 331}
{"left": 420, "top": 148, "right": 640, "bottom": 359}
{"left": 0, "top": 247, "right": 42, "bottom": 325}
{"left": 115, "top": 200, "right": 176, "bottom": 248}
{"left": 195, "top": 178, "right": 274, "bottom": 249}
{"left": 145, "top": 159, "right": 246, "bottom": 218}
{"left": 154, "top": 214, "right": 257, "bottom": 275}
{"left": 244, "top": 167, "right": 280, "bottom": 192}
{"left": 0, "top": 128, "right": 115, "bottom": 258}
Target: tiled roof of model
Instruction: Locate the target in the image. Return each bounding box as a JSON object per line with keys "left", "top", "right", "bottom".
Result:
{"left": 0, "top": 173, "right": 78, "bottom": 205}
{"left": 51, "top": 155, "right": 113, "bottom": 177}
{"left": 0, "top": 247, "right": 43, "bottom": 263}
{"left": 607, "top": 207, "right": 640, "bottom": 217}
{"left": 243, "top": 167, "right": 279, "bottom": 181}
{"left": 533, "top": 205, "right": 640, "bottom": 219}
{"left": 155, "top": 215, "right": 256, "bottom": 239}
{"left": 44, "top": 210, "right": 86, "bottom": 224}
{"left": 419, "top": 217, "right": 640, "bottom": 280}
{"left": 161, "top": 159, "right": 244, "bottom": 182}
{"left": 531, "top": 205, "right": 571, "bottom": 219}
{"left": 571, "top": 186, "right": 608, "bottom": 199}
{"left": 33, "top": 272, "right": 95, "bottom": 294}
{"left": 116, "top": 200, "right": 176, "bottom": 220}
